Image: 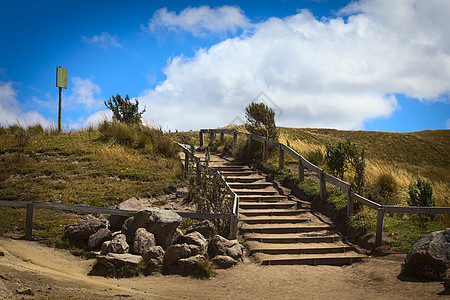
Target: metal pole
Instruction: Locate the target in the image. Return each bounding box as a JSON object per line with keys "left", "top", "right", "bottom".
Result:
{"left": 58, "top": 87, "right": 62, "bottom": 132}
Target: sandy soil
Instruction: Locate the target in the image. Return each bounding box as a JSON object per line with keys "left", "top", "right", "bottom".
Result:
{"left": 0, "top": 238, "right": 446, "bottom": 300}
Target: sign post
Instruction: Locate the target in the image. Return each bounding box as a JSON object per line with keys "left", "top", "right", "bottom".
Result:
{"left": 56, "top": 66, "right": 68, "bottom": 132}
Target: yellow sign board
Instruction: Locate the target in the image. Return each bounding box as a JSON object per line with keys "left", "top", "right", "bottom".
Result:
{"left": 56, "top": 66, "right": 68, "bottom": 89}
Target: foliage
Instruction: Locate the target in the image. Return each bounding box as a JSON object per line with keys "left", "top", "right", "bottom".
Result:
{"left": 324, "top": 141, "right": 346, "bottom": 179}
{"left": 245, "top": 102, "right": 279, "bottom": 142}
{"left": 408, "top": 178, "right": 435, "bottom": 207}
{"left": 104, "top": 93, "right": 146, "bottom": 125}
{"left": 194, "top": 258, "right": 217, "bottom": 278}
{"left": 344, "top": 140, "right": 366, "bottom": 194}
{"left": 370, "top": 172, "right": 399, "bottom": 205}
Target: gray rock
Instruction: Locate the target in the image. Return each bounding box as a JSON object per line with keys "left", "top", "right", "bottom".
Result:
{"left": 101, "top": 240, "right": 111, "bottom": 255}
{"left": 107, "top": 233, "right": 129, "bottom": 254}
{"left": 403, "top": 229, "right": 450, "bottom": 280}
{"left": 108, "top": 197, "right": 143, "bottom": 230}
{"left": 209, "top": 235, "right": 230, "bottom": 257}
{"left": 186, "top": 220, "right": 214, "bottom": 239}
{"left": 181, "top": 232, "right": 208, "bottom": 254}
{"left": 64, "top": 215, "right": 109, "bottom": 241}
{"left": 88, "top": 228, "right": 112, "bottom": 250}
{"left": 212, "top": 255, "right": 237, "bottom": 269}
{"left": 142, "top": 246, "right": 165, "bottom": 275}
{"left": 226, "top": 241, "right": 244, "bottom": 261}
{"left": 188, "top": 244, "right": 201, "bottom": 256}
{"left": 172, "top": 228, "right": 184, "bottom": 245}
{"left": 122, "top": 208, "right": 182, "bottom": 250}
{"left": 96, "top": 253, "right": 142, "bottom": 268}
{"left": 164, "top": 243, "right": 191, "bottom": 265}
{"left": 133, "top": 228, "right": 156, "bottom": 255}
{"left": 178, "top": 255, "right": 206, "bottom": 276}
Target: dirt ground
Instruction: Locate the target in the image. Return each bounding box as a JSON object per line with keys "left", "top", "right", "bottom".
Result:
{"left": 0, "top": 238, "right": 446, "bottom": 300}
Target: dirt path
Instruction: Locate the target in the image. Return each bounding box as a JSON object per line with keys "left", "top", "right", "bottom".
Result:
{"left": 0, "top": 238, "right": 445, "bottom": 299}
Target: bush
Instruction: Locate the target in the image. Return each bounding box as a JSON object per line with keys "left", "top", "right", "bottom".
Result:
{"left": 104, "top": 94, "right": 146, "bottom": 125}
{"left": 325, "top": 141, "right": 346, "bottom": 179}
{"left": 408, "top": 178, "right": 435, "bottom": 207}
{"left": 373, "top": 172, "right": 398, "bottom": 204}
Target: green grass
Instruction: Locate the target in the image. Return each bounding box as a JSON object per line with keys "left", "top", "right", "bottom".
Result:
{"left": 0, "top": 123, "right": 183, "bottom": 246}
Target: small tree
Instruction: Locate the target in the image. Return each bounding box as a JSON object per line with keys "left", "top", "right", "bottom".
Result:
{"left": 325, "top": 141, "right": 346, "bottom": 179}
{"left": 344, "top": 140, "right": 366, "bottom": 195}
{"left": 104, "top": 94, "right": 146, "bottom": 125}
{"left": 245, "top": 102, "right": 279, "bottom": 142}
{"left": 408, "top": 178, "right": 435, "bottom": 207}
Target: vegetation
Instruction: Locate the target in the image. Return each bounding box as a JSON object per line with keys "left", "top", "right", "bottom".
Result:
{"left": 245, "top": 102, "right": 279, "bottom": 142}
{"left": 104, "top": 93, "right": 146, "bottom": 125}
{"left": 0, "top": 122, "right": 183, "bottom": 246}
{"left": 408, "top": 178, "right": 435, "bottom": 208}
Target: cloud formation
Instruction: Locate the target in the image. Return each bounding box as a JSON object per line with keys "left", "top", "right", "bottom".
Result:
{"left": 0, "top": 81, "right": 49, "bottom": 127}
{"left": 82, "top": 32, "right": 123, "bottom": 49}
{"left": 68, "top": 77, "right": 102, "bottom": 108}
{"left": 146, "top": 5, "right": 251, "bottom": 37}
{"left": 139, "top": 1, "right": 450, "bottom": 130}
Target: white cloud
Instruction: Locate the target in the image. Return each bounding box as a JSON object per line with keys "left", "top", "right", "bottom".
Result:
{"left": 146, "top": 5, "right": 251, "bottom": 37}
{"left": 0, "top": 81, "right": 49, "bottom": 127}
{"left": 139, "top": 0, "right": 450, "bottom": 131}
{"left": 82, "top": 32, "right": 123, "bottom": 49}
{"left": 83, "top": 109, "right": 112, "bottom": 128}
{"left": 68, "top": 77, "right": 102, "bottom": 108}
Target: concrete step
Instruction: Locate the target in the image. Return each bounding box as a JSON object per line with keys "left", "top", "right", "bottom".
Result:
{"left": 243, "top": 232, "right": 341, "bottom": 243}
{"left": 238, "top": 195, "right": 287, "bottom": 203}
{"left": 241, "top": 223, "right": 331, "bottom": 234}
{"left": 246, "top": 242, "right": 355, "bottom": 255}
{"left": 239, "top": 202, "right": 296, "bottom": 210}
{"left": 240, "top": 215, "right": 310, "bottom": 224}
{"left": 254, "top": 252, "right": 366, "bottom": 266}
{"left": 239, "top": 208, "right": 310, "bottom": 216}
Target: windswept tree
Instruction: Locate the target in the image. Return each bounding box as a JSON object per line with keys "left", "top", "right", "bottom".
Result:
{"left": 104, "top": 94, "right": 146, "bottom": 125}
{"left": 245, "top": 102, "right": 279, "bottom": 142}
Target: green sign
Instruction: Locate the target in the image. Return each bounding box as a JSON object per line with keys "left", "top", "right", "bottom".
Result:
{"left": 56, "top": 66, "right": 68, "bottom": 89}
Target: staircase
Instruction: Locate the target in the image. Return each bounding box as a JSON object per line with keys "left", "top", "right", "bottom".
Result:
{"left": 215, "top": 161, "right": 365, "bottom": 266}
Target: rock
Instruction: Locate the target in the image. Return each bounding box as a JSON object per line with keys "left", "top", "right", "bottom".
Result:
{"left": 226, "top": 241, "right": 244, "bottom": 261}
{"left": 96, "top": 253, "right": 142, "bottom": 269}
{"left": 88, "top": 228, "right": 112, "bottom": 250}
{"left": 209, "top": 235, "right": 230, "bottom": 257}
{"left": 108, "top": 197, "right": 143, "bottom": 230}
{"left": 172, "top": 228, "right": 184, "bottom": 245}
{"left": 133, "top": 228, "right": 156, "bottom": 255}
{"left": 186, "top": 220, "right": 214, "bottom": 239}
{"left": 178, "top": 255, "right": 206, "bottom": 276}
{"left": 444, "top": 268, "right": 450, "bottom": 291}
{"left": 16, "top": 287, "right": 33, "bottom": 295}
{"left": 101, "top": 241, "right": 111, "bottom": 255}
{"left": 164, "top": 244, "right": 191, "bottom": 265}
{"left": 107, "top": 234, "right": 129, "bottom": 254}
{"left": 142, "top": 246, "right": 165, "bottom": 275}
{"left": 212, "top": 255, "right": 237, "bottom": 269}
{"left": 122, "top": 208, "right": 182, "bottom": 250}
{"left": 403, "top": 229, "right": 450, "bottom": 280}
{"left": 188, "top": 244, "right": 201, "bottom": 256}
{"left": 64, "top": 215, "right": 109, "bottom": 241}
{"left": 181, "top": 232, "right": 208, "bottom": 254}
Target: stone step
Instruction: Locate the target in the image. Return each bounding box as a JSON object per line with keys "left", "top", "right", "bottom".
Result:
{"left": 237, "top": 195, "right": 287, "bottom": 203}
{"left": 243, "top": 232, "right": 341, "bottom": 244}
{"left": 246, "top": 242, "right": 355, "bottom": 255}
{"left": 239, "top": 202, "right": 296, "bottom": 210}
{"left": 254, "top": 252, "right": 366, "bottom": 266}
{"left": 241, "top": 223, "right": 331, "bottom": 234}
{"left": 229, "top": 182, "right": 273, "bottom": 189}
{"left": 240, "top": 215, "right": 310, "bottom": 224}
{"left": 239, "top": 208, "right": 309, "bottom": 216}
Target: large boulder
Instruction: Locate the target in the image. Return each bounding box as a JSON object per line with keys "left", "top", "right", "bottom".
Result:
{"left": 95, "top": 253, "right": 143, "bottom": 277}
{"left": 164, "top": 243, "right": 192, "bottom": 265}
{"left": 88, "top": 228, "right": 112, "bottom": 250}
{"left": 122, "top": 208, "right": 182, "bottom": 250}
{"left": 64, "top": 215, "right": 109, "bottom": 241}
{"left": 142, "top": 246, "right": 165, "bottom": 275}
{"left": 209, "top": 235, "right": 230, "bottom": 257}
{"left": 97, "top": 253, "right": 142, "bottom": 267}
{"left": 212, "top": 255, "right": 238, "bottom": 269}
{"left": 178, "top": 255, "right": 206, "bottom": 276}
{"left": 181, "top": 232, "right": 208, "bottom": 254}
{"left": 133, "top": 228, "right": 157, "bottom": 255}
{"left": 108, "top": 197, "right": 143, "bottom": 230}
{"left": 403, "top": 229, "right": 450, "bottom": 280}
{"left": 107, "top": 233, "right": 129, "bottom": 254}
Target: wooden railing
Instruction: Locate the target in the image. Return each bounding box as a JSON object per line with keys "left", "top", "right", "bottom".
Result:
{"left": 175, "top": 142, "right": 239, "bottom": 239}
{"left": 199, "top": 128, "right": 450, "bottom": 248}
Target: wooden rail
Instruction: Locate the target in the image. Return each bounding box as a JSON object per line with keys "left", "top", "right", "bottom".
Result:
{"left": 199, "top": 128, "right": 450, "bottom": 248}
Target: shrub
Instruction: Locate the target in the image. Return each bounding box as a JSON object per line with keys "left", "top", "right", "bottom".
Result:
{"left": 408, "top": 178, "right": 435, "bottom": 207}
{"left": 245, "top": 102, "right": 279, "bottom": 142}
{"left": 104, "top": 94, "right": 146, "bottom": 125}
{"left": 325, "top": 141, "right": 346, "bottom": 179}
{"left": 373, "top": 172, "right": 398, "bottom": 204}
{"left": 195, "top": 258, "right": 217, "bottom": 278}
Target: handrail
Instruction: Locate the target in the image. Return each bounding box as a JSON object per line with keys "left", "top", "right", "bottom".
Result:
{"left": 199, "top": 128, "right": 450, "bottom": 248}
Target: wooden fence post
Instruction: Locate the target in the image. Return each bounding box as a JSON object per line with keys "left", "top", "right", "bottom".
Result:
{"left": 209, "top": 131, "right": 214, "bottom": 146}
{"left": 229, "top": 214, "right": 237, "bottom": 240}
{"left": 298, "top": 159, "right": 304, "bottom": 182}
{"left": 196, "top": 159, "right": 201, "bottom": 183}
{"left": 184, "top": 149, "right": 189, "bottom": 171}
{"left": 199, "top": 131, "right": 204, "bottom": 147}
{"left": 375, "top": 208, "right": 386, "bottom": 248}
{"left": 278, "top": 145, "right": 284, "bottom": 170}
{"left": 220, "top": 131, "right": 224, "bottom": 143}
{"left": 26, "top": 202, "right": 34, "bottom": 240}
{"left": 233, "top": 132, "right": 237, "bottom": 148}
{"left": 347, "top": 187, "right": 353, "bottom": 217}
{"left": 263, "top": 141, "right": 268, "bottom": 162}
{"left": 319, "top": 169, "right": 326, "bottom": 201}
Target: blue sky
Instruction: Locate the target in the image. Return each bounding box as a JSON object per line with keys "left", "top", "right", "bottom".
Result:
{"left": 0, "top": 0, "right": 449, "bottom": 132}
